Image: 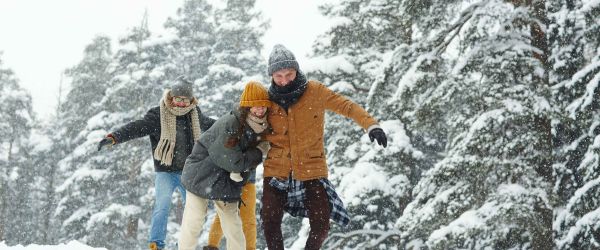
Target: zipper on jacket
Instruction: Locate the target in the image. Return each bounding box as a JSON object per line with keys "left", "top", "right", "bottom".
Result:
{"left": 288, "top": 153, "right": 294, "bottom": 181}
{"left": 286, "top": 105, "right": 295, "bottom": 181}
{"left": 288, "top": 172, "right": 294, "bottom": 191}
{"left": 187, "top": 112, "right": 194, "bottom": 146}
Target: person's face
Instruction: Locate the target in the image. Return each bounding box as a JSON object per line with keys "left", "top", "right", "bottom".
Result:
{"left": 250, "top": 106, "right": 267, "bottom": 118}
{"left": 272, "top": 68, "right": 297, "bottom": 87}
{"left": 172, "top": 96, "right": 191, "bottom": 107}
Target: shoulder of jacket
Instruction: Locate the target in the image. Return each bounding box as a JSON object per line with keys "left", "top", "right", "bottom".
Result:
{"left": 307, "top": 80, "right": 333, "bottom": 96}
{"left": 307, "top": 80, "right": 330, "bottom": 93}
{"left": 307, "top": 80, "right": 325, "bottom": 88}
{"left": 218, "top": 113, "right": 240, "bottom": 130}
{"left": 230, "top": 112, "right": 243, "bottom": 124}
{"left": 147, "top": 106, "right": 160, "bottom": 116}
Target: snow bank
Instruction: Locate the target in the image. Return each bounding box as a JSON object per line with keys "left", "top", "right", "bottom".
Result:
{"left": 0, "top": 241, "right": 107, "bottom": 250}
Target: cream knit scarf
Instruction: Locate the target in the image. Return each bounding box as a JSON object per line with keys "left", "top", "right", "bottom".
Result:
{"left": 246, "top": 114, "right": 268, "bottom": 134}
{"left": 154, "top": 90, "right": 201, "bottom": 166}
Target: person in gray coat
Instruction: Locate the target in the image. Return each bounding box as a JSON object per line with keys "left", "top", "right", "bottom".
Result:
{"left": 178, "top": 81, "right": 271, "bottom": 250}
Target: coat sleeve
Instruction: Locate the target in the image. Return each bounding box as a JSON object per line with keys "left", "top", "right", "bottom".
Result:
{"left": 198, "top": 108, "right": 216, "bottom": 131}
{"left": 321, "top": 83, "right": 379, "bottom": 131}
{"left": 111, "top": 107, "right": 160, "bottom": 144}
{"left": 207, "top": 118, "right": 262, "bottom": 173}
{"left": 239, "top": 125, "right": 259, "bottom": 150}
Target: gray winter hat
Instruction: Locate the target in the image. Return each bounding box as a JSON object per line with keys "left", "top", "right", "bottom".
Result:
{"left": 171, "top": 76, "right": 194, "bottom": 98}
{"left": 268, "top": 44, "right": 300, "bottom": 75}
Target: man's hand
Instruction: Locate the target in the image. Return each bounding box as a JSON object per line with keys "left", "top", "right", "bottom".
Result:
{"left": 368, "top": 128, "right": 387, "bottom": 148}
{"left": 97, "top": 136, "right": 115, "bottom": 151}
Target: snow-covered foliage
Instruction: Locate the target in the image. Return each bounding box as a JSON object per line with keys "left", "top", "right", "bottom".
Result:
{"left": 0, "top": 55, "right": 36, "bottom": 245}
{"left": 2, "top": 0, "right": 600, "bottom": 249}
{"left": 311, "top": 0, "right": 577, "bottom": 249}
{"left": 0, "top": 240, "right": 106, "bottom": 250}
{"left": 198, "top": 0, "right": 268, "bottom": 115}
{"left": 552, "top": 1, "right": 600, "bottom": 249}
{"left": 40, "top": 0, "right": 267, "bottom": 249}
{"left": 52, "top": 32, "right": 155, "bottom": 248}
{"left": 163, "top": 0, "right": 267, "bottom": 117}
{"left": 389, "top": 1, "right": 555, "bottom": 249}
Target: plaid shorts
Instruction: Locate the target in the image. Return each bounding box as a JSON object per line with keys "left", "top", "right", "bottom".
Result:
{"left": 269, "top": 177, "right": 350, "bottom": 227}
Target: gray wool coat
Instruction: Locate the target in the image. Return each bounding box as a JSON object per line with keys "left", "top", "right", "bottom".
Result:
{"left": 181, "top": 110, "right": 262, "bottom": 202}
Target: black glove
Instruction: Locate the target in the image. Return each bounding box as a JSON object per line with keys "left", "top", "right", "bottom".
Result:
{"left": 97, "top": 137, "right": 114, "bottom": 151}
{"left": 369, "top": 128, "right": 387, "bottom": 148}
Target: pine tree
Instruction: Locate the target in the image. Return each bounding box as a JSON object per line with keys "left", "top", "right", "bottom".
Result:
{"left": 310, "top": 0, "right": 558, "bottom": 248}
{"left": 552, "top": 1, "right": 600, "bottom": 249}
{"left": 384, "top": 1, "right": 555, "bottom": 249}
{"left": 164, "top": 0, "right": 216, "bottom": 90}
{"left": 60, "top": 36, "right": 114, "bottom": 140}
{"left": 33, "top": 120, "right": 67, "bottom": 244}
{"left": 52, "top": 35, "right": 119, "bottom": 246}
{"left": 8, "top": 130, "right": 47, "bottom": 245}
{"left": 197, "top": 0, "right": 268, "bottom": 115}
{"left": 34, "top": 74, "right": 70, "bottom": 244}
{"left": 549, "top": 0, "right": 586, "bottom": 204}
{"left": 0, "top": 54, "right": 35, "bottom": 244}
{"left": 49, "top": 39, "right": 114, "bottom": 243}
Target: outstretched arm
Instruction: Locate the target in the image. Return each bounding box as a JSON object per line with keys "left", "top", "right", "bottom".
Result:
{"left": 321, "top": 84, "right": 378, "bottom": 130}
{"left": 322, "top": 83, "right": 387, "bottom": 147}
{"left": 109, "top": 108, "right": 160, "bottom": 144}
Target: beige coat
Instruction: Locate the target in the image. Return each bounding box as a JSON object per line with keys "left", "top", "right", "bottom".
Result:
{"left": 264, "top": 80, "right": 378, "bottom": 181}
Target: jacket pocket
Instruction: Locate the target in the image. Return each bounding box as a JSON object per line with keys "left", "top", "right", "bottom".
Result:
{"left": 268, "top": 147, "right": 283, "bottom": 159}
{"left": 306, "top": 149, "right": 324, "bottom": 159}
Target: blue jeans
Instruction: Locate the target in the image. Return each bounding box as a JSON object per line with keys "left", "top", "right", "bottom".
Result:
{"left": 148, "top": 171, "right": 186, "bottom": 248}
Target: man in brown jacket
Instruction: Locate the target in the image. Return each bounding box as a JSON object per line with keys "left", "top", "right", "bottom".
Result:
{"left": 261, "top": 44, "right": 388, "bottom": 250}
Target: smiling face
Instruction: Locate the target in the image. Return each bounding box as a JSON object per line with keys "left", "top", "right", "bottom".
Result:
{"left": 250, "top": 106, "right": 267, "bottom": 118}
{"left": 171, "top": 96, "right": 191, "bottom": 107}
{"left": 272, "top": 68, "right": 297, "bottom": 87}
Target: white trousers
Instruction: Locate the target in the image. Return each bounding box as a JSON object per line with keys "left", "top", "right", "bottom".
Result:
{"left": 178, "top": 191, "right": 245, "bottom": 250}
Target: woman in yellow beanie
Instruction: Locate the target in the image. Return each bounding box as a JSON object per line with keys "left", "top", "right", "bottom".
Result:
{"left": 204, "top": 81, "right": 271, "bottom": 250}
{"left": 179, "top": 81, "right": 271, "bottom": 250}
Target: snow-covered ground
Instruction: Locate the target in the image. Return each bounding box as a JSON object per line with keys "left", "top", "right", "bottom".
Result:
{"left": 0, "top": 241, "right": 106, "bottom": 250}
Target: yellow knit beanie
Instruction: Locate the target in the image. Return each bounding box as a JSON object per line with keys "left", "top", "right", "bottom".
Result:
{"left": 240, "top": 81, "right": 272, "bottom": 107}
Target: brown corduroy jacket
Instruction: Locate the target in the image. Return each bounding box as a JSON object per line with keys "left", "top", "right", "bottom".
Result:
{"left": 264, "top": 80, "right": 378, "bottom": 181}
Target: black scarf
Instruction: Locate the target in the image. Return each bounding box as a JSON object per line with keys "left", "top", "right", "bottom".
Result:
{"left": 268, "top": 71, "right": 308, "bottom": 111}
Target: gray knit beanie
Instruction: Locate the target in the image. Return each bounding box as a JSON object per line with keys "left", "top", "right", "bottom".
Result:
{"left": 268, "top": 44, "right": 299, "bottom": 75}
{"left": 171, "top": 76, "right": 194, "bottom": 98}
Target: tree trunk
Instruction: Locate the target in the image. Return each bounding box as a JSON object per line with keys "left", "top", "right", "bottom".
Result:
{"left": 42, "top": 164, "right": 56, "bottom": 243}
{"left": 126, "top": 216, "right": 138, "bottom": 238}
{"left": 529, "top": 0, "right": 554, "bottom": 249}
{"left": 126, "top": 161, "right": 142, "bottom": 238}
{"left": 508, "top": 0, "right": 554, "bottom": 249}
